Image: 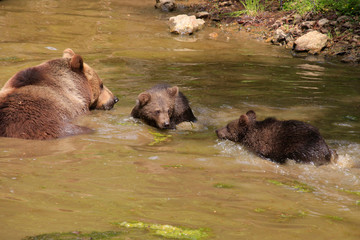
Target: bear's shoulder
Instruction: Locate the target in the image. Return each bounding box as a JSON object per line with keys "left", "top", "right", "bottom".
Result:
{"left": 6, "top": 67, "right": 46, "bottom": 89}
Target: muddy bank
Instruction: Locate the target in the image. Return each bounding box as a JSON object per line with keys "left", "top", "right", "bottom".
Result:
{"left": 178, "top": 0, "right": 360, "bottom": 64}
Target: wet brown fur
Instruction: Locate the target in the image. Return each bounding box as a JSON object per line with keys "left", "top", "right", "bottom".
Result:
{"left": 216, "top": 110, "right": 335, "bottom": 165}
{"left": 0, "top": 49, "right": 118, "bottom": 140}
{"left": 131, "top": 84, "right": 196, "bottom": 129}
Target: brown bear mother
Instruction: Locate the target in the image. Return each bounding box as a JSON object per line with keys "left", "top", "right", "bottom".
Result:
{"left": 0, "top": 49, "right": 118, "bottom": 140}
{"left": 131, "top": 84, "right": 196, "bottom": 129}
{"left": 216, "top": 110, "right": 336, "bottom": 165}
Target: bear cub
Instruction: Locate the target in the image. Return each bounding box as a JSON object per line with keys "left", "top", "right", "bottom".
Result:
{"left": 216, "top": 110, "right": 335, "bottom": 165}
{"left": 131, "top": 84, "right": 196, "bottom": 129}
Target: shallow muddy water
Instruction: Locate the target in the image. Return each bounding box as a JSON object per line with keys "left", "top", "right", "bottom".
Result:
{"left": 1, "top": 0, "right": 360, "bottom": 239}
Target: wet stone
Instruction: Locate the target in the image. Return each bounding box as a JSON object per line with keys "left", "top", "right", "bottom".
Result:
{"left": 169, "top": 14, "right": 205, "bottom": 35}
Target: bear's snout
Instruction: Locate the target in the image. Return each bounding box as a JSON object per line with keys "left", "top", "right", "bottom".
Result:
{"left": 163, "top": 122, "right": 170, "bottom": 129}
{"left": 216, "top": 128, "right": 226, "bottom": 139}
{"left": 99, "top": 96, "right": 119, "bottom": 110}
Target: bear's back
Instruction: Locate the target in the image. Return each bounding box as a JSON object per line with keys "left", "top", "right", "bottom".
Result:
{"left": 249, "top": 118, "right": 331, "bottom": 164}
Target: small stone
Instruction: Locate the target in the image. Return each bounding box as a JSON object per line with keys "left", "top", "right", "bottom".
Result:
{"left": 209, "top": 32, "right": 218, "bottom": 39}
{"left": 293, "top": 14, "right": 302, "bottom": 24}
{"left": 343, "top": 22, "right": 352, "bottom": 28}
{"left": 301, "top": 21, "right": 315, "bottom": 30}
{"left": 320, "top": 28, "right": 329, "bottom": 34}
{"left": 318, "top": 18, "right": 329, "bottom": 27}
{"left": 196, "top": 11, "right": 210, "bottom": 19}
{"left": 155, "top": 0, "right": 176, "bottom": 12}
{"left": 219, "top": 1, "right": 231, "bottom": 7}
{"left": 286, "top": 40, "right": 294, "bottom": 49}
{"left": 274, "top": 28, "right": 286, "bottom": 42}
{"left": 337, "top": 15, "right": 350, "bottom": 23}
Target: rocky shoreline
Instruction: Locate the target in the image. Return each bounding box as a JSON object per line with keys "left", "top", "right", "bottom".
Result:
{"left": 175, "top": 0, "right": 360, "bottom": 64}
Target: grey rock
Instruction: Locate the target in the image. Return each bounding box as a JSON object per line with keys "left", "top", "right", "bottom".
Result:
{"left": 343, "top": 22, "right": 353, "bottom": 28}
{"left": 169, "top": 14, "right": 205, "bottom": 35}
{"left": 155, "top": 0, "right": 176, "bottom": 12}
{"left": 318, "top": 18, "right": 329, "bottom": 27}
{"left": 301, "top": 21, "right": 315, "bottom": 30}
{"left": 196, "top": 11, "right": 210, "bottom": 19}
{"left": 293, "top": 14, "right": 302, "bottom": 24}
{"left": 294, "top": 31, "right": 328, "bottom": 53}
{"left": 274, "top": 28, "right": 286, "bottom": 42}
{"left": 337, "top": 15, "right": 350, "bottom": 23}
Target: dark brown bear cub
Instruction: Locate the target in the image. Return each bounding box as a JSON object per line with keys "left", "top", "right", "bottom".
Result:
{"left": 216, "top": 110, "right": 335, "bottom": 165}
{"left": 131, "top": 84, "right": 196, "bottom": 129}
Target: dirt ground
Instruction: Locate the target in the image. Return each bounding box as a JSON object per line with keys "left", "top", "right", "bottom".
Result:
{"left": 176, "top": 0, "right": 360, "bottom": 64}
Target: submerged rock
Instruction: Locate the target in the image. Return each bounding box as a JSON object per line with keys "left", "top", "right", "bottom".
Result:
{"left": 169, "top": 14, "right": 205, "bottom": 35}
{"left": 294, "top": 31, "right": 328, "bottom": 54}
{"left": 155, "top": 0, "right": 176, "bottom": 12}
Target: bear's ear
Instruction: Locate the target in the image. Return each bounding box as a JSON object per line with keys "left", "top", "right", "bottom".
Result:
{"left": 167, "top": 86, "right": 179, "bottom": 97}
{"left": 70, "top": 54, "right": 84, "bottom": 72}
{"left": 246, "top": 110, "right": 256, "bottom": 121}
{"left": 239, "top": 114, "right": 249, "bottom": 126}
{"left": 138, "top": 92, "right": 151, "bottom": 106}
{"left": 63, "top": 48, "right": 76, "bottom": 58}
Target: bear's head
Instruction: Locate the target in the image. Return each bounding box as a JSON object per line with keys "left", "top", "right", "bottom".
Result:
{"left": 216, "top": 110, "right": 256, "bottom": 142}
{"left": 63, "top": 49, "right": 119, "bottom": 110}
{"left": 136, "top": 86, "right": 179, "bottom": 129}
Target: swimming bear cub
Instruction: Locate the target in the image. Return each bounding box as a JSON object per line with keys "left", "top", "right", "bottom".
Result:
{"left": 131, "top": 84, "right": 196, "bottom": 129}
{"left": 0, "top": 49, "right": 118, "bottom": 140}
{"left": 216, "top": 110, "right": 335, "bottom": 165}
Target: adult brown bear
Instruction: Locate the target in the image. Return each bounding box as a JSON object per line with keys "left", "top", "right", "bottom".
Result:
{"left": 0, "top": 49, "right": 118, "bottom": 140}
{"left": 216, "top": 110, "right": 336, "bottom": 165}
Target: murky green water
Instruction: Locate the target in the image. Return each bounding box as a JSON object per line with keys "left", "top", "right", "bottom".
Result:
{"left": 1, "top": 0, "right": 360, "bottom": 239}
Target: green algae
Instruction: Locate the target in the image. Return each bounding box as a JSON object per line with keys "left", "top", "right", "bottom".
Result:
{"left": 23, "top": 231, "right": 123, "bottom": 240}
{"left": 148, "top": 130, "right": 172, "bottom": 146}
{"left": 254, "top": 208, "right": 266, "bottom": 213}
{"left": 324, "top": 215, "right": 344, "bottom": 221}
{"left": 267, "top": 179, "right": 315, "bottom": 193}
{"left": 115, "top": 221, "right": 208, "bottom": 240}
{"left": 339, "top": 188, "right": 360, "bottom": 196}
{"left": 0, "top": 56, "right": 25, "bottom": 62}
{"left": 277, "top": 211, "right": 308, "bottom": 222}
{"left": 162, "top": 164, "right": 184, "bottom": 168}
{"left": 213, "top": 183, "right": 235, "bottom": 189}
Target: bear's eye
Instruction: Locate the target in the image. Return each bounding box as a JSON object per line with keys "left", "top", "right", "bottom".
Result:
{"left": 155, "top": 110, "right": 160, "bottom": 115}
{"left": 168, "top": 109, "right": 171, "bottom": 115}
{"left": 100, "top": 83, "right": 104, "bottom": 89}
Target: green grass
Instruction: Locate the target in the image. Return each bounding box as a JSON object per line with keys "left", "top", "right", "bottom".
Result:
{"left": 283, "top": 0, "right": 360, "bottom": 16}
{"left": 228, "top": 0, "right": 265, "bottom": 17}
